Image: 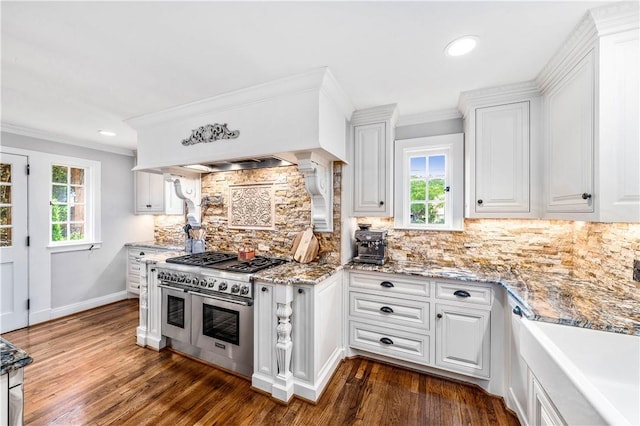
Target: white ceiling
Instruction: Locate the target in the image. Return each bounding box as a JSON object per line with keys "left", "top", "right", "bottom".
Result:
{"left": 1, "top": 1, "right": 609, "bottom": 153}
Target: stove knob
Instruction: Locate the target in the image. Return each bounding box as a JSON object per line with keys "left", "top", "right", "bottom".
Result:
{"left": 240, "top": 286, "right": 249, "bottom": 295}
{"left": 178, "top": 275, "right": 186, "bottom": 283}
{"left": 171, "top": 274, "right": 178, "bottom": 282}
{"left": 231, "top": 284, "right": 240, "bottom": 293}
{"left": 208, "top": 280, "right": 216, "bottom": 288}
{"left": 219, "top": 281, "right": 228, "bottom": 291}
{"left": 199, "top": 279, "right": 207, "bottom": 287}
{"left": 188, "top": 277, "right": 197, "bottom": 285}
{"left": 157, "top": 272, "right": 165, "bottom": 280}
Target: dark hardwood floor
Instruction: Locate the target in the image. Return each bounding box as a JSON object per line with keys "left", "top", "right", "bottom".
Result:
{"left": 3, "top": 299, "right": 519, "bottom": 426}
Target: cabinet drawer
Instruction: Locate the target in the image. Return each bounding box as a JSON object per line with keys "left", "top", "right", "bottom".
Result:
{"left": 435, "top": 281, "right": 492, "bottom": 306}
{"left": 349, "top": 321, "right": 430, "bottom": 365}
{"left": 349, "top": 291, "right": 429, "bottom": 332}
{"left": 349, "top": 272, "right": 429, "bottom": 298}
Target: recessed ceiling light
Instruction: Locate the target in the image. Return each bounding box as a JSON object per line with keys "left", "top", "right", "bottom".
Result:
{"left": 445, "top": 36, "right": 478, "bottom": 57}
{"left": 98, "top": 129, "right": 116, "bottom": 137}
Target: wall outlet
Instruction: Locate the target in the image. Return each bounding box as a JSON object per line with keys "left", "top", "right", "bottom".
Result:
{"left": 634, "top": 259, "right": 640, "bottom": 282}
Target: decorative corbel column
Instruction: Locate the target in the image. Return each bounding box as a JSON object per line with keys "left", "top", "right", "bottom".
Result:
{"left": 272, "top": 281, "right": 295, "bottom": 402}
{"left": 295, "top": 152, "right": 333, "bottom": 232}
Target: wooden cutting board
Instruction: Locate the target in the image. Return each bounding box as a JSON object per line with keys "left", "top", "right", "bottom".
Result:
{"left": 292, "top": 227, "right": 319, "bottom": 263}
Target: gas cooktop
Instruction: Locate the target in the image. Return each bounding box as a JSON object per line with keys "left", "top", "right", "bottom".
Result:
{"left": 166, "top": 251, "right": 286, "bottom": 274}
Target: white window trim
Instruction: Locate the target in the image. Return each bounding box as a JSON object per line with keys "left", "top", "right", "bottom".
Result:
{"left": 47, "top": 155, "right": 102, "bottom": 252}
{"left": 394, "top": 134, "right": 464, "bottom": 231}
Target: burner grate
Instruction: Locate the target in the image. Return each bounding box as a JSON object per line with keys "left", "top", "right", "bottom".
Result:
{"left": 166, "top": 252, "right": 237, "bottom": 266}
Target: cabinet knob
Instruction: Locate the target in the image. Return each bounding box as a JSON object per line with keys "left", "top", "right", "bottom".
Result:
{"left": 513, "top": 306, "right": 523, "bottom": 317}
{"left": 437, "top": 313, "right": 443, "bottom": 319}
{"left": 139, "top": 251, "right": 145, "bottom": 256}
{"left": 379, "top": 201, "right": 384, "bottom": 206}
{"left": 298, "top": 288, "right": 304, "bottom": 294}
{"left": 146, "top": 204, "right": 152, "bottom": 208}
{"left": 477, "top": 199, "right": 483, "bottom": 205}
{"left": 581, "top": 193, "right": 592, "bottom": 200}
{"left": 379, "top": 337, "right": 394, "bottom": 345}
{"left": 261, "top": 287, "right": 268, "bottom": 292}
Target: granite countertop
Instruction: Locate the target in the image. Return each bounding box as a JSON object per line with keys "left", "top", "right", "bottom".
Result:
{"left": 126, "top": 241, "right": 184, "bottom": 251}
{"left": 254, "top": 261, "right": 343, "bottom": 285}
{"left": 1, "top": 338, "right": 33, "bottom": 375}
{"left": 346, "top": 261, "right": 640, "bottom": 336}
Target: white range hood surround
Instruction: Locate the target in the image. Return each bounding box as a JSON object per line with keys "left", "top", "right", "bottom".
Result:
{"left": 128, "top": 67, "right": 354, "bottom": 232}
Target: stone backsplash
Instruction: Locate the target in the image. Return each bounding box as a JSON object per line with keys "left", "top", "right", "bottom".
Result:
{"left": 354, "top": 217, "right": 640, "bottom": 296}
{"left": 154, "top": 164, "right": 342, "bottom": 264}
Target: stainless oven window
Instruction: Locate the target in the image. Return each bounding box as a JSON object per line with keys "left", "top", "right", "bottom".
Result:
{"left": 167, "top": 294, "right": 185, "bottom": 328}
{"left": 203, "top": 304, "right": 239, "bottom": 345}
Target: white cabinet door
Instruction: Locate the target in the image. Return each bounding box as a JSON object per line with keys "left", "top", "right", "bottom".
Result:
{"left": 254, "top": 282, "right": 277, "bottom": 379}
{"left": 291, "top": 284, "right": 313, "bottom": 382}
{"left": 352, "top": 122, "right": 390, "bottom": 216}
{"left": 135, "top": 172, "right": 164, "bottom": 213}
{"left": 531, "top": 375, "right": 566, "bottom": 426}
{"left": 127, "top": 247, "right": 159, "bottom": 295}
{"left": 507, "top": 301, "right": 529, "bottom": 425}
{"left": 545, "top": 50, "right": 595, "bottom": 214}
{"left": 435, "top": 303, "right": 490, "bottom": 378}
{"left": 0, "top": 373, "right": 7, "bottom": 426}
{"left": 475, "top": 101, "right": 530, "bottom": 213}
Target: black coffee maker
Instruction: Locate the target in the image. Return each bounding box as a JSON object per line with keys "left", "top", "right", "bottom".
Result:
{"left": 353, "top": 224, "right": 388, "bottom": 265}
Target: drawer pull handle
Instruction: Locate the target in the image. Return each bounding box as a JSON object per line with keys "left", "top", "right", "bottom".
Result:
{"left": 379, "top": 337, "right": 394, "bottom": 345}
{"left": 380, "top": 281, "right": 394, "bottom": 288}
{"left": 453, "top": 290, "right": 471, "bottom": 298}
{"left": 513, "top": 306, "right": 522, "bottom": 317}
{"left": 380, "top": 306, "right": 394, "bottom": 314}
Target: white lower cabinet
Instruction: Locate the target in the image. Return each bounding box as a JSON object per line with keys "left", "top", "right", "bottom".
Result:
{"left": 253, "top": 273, "right": 343, "bottom": 403}
{"left": 435, "top": 304, "right": 490, "bottom": 378}
{"left": 507, "top": 298, "right": 529, "bottom": 425}
{"left": 347, "top": 271, "right": 494, "bottom": 380}
{"left": 127, "top": 247, "right": 165, "bottom": 295}
{"left": 530, "top": 375, "right": 566, "bottom": 426}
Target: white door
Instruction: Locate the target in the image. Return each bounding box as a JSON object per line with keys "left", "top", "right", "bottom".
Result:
{"left": 0, "top": 153, "right": 29, "bottom": 333}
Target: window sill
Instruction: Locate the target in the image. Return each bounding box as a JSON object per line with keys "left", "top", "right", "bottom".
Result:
{"left": 47, "top": 241, "right": 102, "bottom": 253}
{"left": 393, "top": 225, "right": 464, "bottom": 232}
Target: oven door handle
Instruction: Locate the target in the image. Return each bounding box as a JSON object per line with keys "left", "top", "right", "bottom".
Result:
{"left": 158, "top": 283, "right": 188, "bottom": 292}
{"left": 188, "top": 291, "right": 253, "bottom": 307}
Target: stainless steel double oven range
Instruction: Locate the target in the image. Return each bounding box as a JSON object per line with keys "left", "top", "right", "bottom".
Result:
{"left": 157, "top": 252, "right": 285, "bottom": 377}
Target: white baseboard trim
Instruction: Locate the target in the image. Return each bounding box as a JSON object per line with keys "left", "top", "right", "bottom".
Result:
{"left": 29, "top": 309, "right": 52, "bottom": 325}
{"left": 49, "top": 291, "right": 128, "bottom": 320}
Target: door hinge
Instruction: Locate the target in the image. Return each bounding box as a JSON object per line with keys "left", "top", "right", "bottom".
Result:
{"left": 26, "top": 164, "right": 30, "bottom": 175}
{"left": 27, "top": 299, "right": 30, "bottom": 310}
{"left": 26, "top": 236, "right": 30, "bottom": 247}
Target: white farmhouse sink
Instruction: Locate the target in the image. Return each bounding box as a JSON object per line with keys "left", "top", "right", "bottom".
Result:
{"left": 521, "top": 320, "right": 640, "bottom": 425}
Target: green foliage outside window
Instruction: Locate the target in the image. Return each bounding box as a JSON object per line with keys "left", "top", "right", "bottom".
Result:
{"left": 51, "top": 165, "right": 85, "bottom": 242}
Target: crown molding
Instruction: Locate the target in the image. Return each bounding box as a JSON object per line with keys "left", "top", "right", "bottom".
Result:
{"left": 457, "top": 81, "right": 540, "bottom": 118}
{"left": 536, "top": 2, "right": 638, "bottom": 95}
{"left": 590, "top": 1, "right": 639, "bottom": 36}
{"left": 126, "top": 67, "right": 352, "bottom": 128}
{"left": 397, "top": 108, "right": 461, "bottom": 127}
{"left": 0, "top": 123, "right": 135, "bottom": 157}
{"left": 350, "top": 103, "right": 399, "bottom": 126}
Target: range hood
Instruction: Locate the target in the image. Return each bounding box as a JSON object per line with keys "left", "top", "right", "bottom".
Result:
{"left": 127, "top": 67, "right": 355, "bottom": 232}
{"left": 184, "top": 156, "right": 292, "bottom": 173}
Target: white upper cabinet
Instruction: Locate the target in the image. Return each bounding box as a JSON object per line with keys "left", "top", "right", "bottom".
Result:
{"left": 350, "top": 104, "right": 398, "bottom": 217}
{"left": 459, "top": 83, "right": 540, "bottom": 218}
{"left": 544, "top": 50, "right": 595, "bottom": 214}
{"left": 475, "top": 102, "right": 531, "bottom": 214}
{"left": 538, "top": 3, "right": 639, "bottom": 222}
{"left": 135, "top": 171, "right": 185, "bottom": 215}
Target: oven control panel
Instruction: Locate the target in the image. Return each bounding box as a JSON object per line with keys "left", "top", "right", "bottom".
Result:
{"left": 156, "top": 269, "right": 252, "bottom": 299}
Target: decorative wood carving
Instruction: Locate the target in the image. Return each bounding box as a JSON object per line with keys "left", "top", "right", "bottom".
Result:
{"left": 296, "top": 152, "right": 333, "bottom": 232}
{"left": 275, "top": 301, "right": 293, "bottom": 377}
{"left": 182, "top": 123, "right": 239, "bottom": 146}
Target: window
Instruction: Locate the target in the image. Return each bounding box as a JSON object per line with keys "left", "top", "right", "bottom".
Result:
{"left": 0, "top": 163, "right": 12, "bottom": 246}
{"left": 394, "top": 134, "right": 464, "bottom": 230}
{"left": 49, "top": 158, "right": 101, "bottom": 248}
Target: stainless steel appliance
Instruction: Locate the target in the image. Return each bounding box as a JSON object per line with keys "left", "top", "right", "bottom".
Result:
{"left": 353, "top": 224, "right": 388, "bottom": 265}
{"left": 157, "top": 252, "right": 285, "bottom": 377}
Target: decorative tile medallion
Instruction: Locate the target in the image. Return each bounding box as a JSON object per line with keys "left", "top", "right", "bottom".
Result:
{"left": 228, "top": 183, "right": 275, "bottom": 230}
